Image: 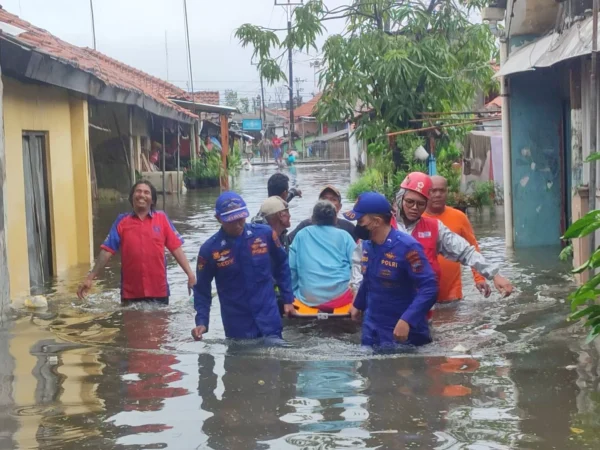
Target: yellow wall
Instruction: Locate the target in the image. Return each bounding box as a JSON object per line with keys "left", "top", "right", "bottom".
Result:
{"left": 2, "top": 76, "right": 93, "bottom": 298}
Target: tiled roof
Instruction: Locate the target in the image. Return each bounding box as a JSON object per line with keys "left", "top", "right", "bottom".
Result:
{"left": 192, "top": 91, "right": 220, "bottom": 105}
{"left": 0, "top": 7, "right": 197, "bottom": 120}
{"left": 265, "top": 108, "right": 290, "bottom": 122}
{"left": 485, "top": 96, "right": 502, "bottom": 109}
{"left": 294, "top": 92, "right": 322, "bottom": 119}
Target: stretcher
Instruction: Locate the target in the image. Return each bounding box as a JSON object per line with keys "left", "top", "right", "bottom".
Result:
{"left": 288, "top": 298, "right": 352, "bottom": 320}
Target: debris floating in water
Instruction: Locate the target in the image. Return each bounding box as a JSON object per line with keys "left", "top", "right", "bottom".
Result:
{"left": 24, "top": 295, "right": 48, "bottom": 309}
{"left": 452, "top": 344, "right": 468, "bottom": 352}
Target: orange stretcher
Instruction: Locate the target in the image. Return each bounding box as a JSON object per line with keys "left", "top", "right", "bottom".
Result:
{"left": 289, "top": 291, "right": 353, "bottom": 320}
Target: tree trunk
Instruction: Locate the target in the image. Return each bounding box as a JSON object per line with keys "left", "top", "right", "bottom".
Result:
{"left": 0, "top": 64, "right": 10, "bottom": 309}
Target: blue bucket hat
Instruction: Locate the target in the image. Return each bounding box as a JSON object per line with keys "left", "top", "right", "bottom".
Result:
{"left": 343, "top": 192, "right": 391, "bottom": 221}
{"left": 215, "top": 192, "right": 249, "bottom": 223}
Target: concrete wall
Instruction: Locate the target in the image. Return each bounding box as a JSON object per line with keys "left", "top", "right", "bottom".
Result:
{"left": 509, "top": 69, "right": 564, "bottom": 247}
{"left": 2, "top": 76, "right": 93, "bottom": 298}
{"left": 507, "top": 0, "right": 559, "bottom": 37}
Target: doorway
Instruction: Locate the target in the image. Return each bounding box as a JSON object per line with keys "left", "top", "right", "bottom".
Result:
{"left": 22, "top": 132, "right": 53, "bottom": 294}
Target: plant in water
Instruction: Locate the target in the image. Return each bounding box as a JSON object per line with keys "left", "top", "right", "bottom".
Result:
{"left": 468, "top": 181, "right": 496, "bottom": 212}
{"left": 562, "top": 153, "right": 600, "bottom": 344}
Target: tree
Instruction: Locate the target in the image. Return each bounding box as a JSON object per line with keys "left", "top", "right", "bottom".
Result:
{"left": 237, "top": 0, "right": 495, "bottom": 133}
{"left": 239, "top": 97, "right": 250, "bottom": 113}
{"left": 224, "top": 90, "right": 239, "bottom": 108}
{"left": 236, "top": 0, "right": 496, "bottom": 197}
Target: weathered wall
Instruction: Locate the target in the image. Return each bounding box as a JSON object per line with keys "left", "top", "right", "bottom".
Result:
{"left": 509, "top": 69, "right": 564, "bottom": 247}
{"left": 0, "top": 67, "right": 9, "bottom": 310}
{"left": 2, "top": 76, "right": 93, "bottom": 298}
{"left": 507, "top": 0, "right": 559, "bottom": 37}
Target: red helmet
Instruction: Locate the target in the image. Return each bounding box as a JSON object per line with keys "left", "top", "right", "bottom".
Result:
{"left": 400, "top": 172, "right": 432, "bottom": 199}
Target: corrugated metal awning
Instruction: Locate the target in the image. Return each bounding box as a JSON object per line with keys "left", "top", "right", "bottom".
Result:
{"left": 496, "top": 16, "right": 598, "bottom": 78}
{"left": 313, "top": 129, "right": 349, "bottom": 142}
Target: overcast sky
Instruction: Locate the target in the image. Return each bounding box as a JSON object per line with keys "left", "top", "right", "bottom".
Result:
{"left": 2, "top": 0, "right": 351, "bottom": 106}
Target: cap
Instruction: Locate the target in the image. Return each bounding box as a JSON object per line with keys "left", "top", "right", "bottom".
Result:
{"left": 319, "top": 185, "right": 341, "bottom": 201}
{"left": 343, "top": 192, "right": 391, "bottom": 221}
{"left": 215, "top": 192, "right": 249, "bottom": 223}
{"left": 259, "top": 196, "right": 288, "bottom": 217}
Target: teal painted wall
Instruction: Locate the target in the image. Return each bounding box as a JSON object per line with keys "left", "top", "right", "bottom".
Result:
{"left": 509, "top": 69, "right": 564, "bottom": 247}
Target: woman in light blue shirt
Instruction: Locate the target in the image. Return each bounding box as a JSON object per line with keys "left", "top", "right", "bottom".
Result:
{"left": 290, "top": 200, "right": 357, "bottom": 308}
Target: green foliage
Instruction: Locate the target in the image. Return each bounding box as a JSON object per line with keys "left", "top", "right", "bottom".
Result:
{"left": 237, "top": 2, "right": 495, "bottom": 141}
{"left": 469, "top": 180, "right": 495, "bottom": 211}
{"left": 239, "top": 98, "right": 250, "bottom": 113}
{"left": 563, "top": 209, "right": 600, "bottom": 343}
{"left": 224, "top": 90, "right": 239, "bottom": 108}
{"left": 559, "top": 243, "right": 573, "bottom": 262}
{"left": 347, "top": 168, "right": 385, "bottom": 201}
{"left": 228, "top": 142, "right": 243, "bottom": 172}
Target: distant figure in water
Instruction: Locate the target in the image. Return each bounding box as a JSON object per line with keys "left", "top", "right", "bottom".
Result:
{"left": 77, "top": 180, "right": 196, "bottom": 306}
{"left": 290, "top": 201, "right": 357, "bottom": 311}
{"left": 286, "top": 149, "right": 296, "bottom": 167}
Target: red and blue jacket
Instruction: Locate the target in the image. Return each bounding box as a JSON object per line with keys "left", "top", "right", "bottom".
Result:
{"left": 101, "top": 210, "right": 184, "bottom": 300}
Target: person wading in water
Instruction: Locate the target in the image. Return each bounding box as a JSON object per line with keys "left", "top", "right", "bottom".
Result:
{"left": 77, "top": 180, "right": 196, "bottom": 306}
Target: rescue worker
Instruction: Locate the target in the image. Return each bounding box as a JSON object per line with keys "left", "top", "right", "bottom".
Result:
{"left": 395, "top": 172, "right": 513, "bottom": 297}
{"left": 288, "top": 185, "right": 356, "bottom": 242}
{"left": 191, "top": 192, "right": 295, "bottom": 342}
{"left": 424, "top": 175, "right": 491, "bottom": 303}
{"left": 259, "top": 196, "right": 291, "bottom": 252}
{"left": 252, "top": 173, "right": 301, "bottom": 225}
{"left": 343, "top": 192, "right": 439, "bottom": 349}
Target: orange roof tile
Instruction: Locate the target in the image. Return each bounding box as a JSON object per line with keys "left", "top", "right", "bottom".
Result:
{"left": 192, "top": 91, "right": 220, "bottom": 105}
{"left": 0, "top": 7, "right": 197, "bottom": 120}
{"left": 294, "top": 92, "right": 322, "bottom": 119}
{"left": 485, "top": 96, "right": 503, "bottom": 109}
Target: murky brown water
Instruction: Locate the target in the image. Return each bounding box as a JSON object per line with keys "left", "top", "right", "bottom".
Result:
{"left": 2, "top": 163, "right": 600, "bottom": 449}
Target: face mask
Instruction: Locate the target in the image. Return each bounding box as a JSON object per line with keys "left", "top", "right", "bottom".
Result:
{"left": 355, "top": 220, "right": 374, "bottom": 241}
{"left": 355, "top": 224, "right": 370, "bottom": 241}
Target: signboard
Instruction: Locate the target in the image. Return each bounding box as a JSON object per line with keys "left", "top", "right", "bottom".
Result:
{"left": 242, "top": 119, "right": 263, "bottom": 131}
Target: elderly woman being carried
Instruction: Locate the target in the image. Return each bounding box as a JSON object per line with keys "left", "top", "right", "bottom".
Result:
{"left": 289, "top": 200, "right": 359, "bottom": 316}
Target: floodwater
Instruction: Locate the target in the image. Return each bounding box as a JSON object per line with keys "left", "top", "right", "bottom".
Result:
{"left": 1, "top": 163, "right": 600, "bottom": 449}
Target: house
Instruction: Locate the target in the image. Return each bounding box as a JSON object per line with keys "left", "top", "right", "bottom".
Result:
{"left": 490, "top": 0, "right": 596, "bottom": 271}
{"left": 0, "top": 7, "right": 225, "bottom": 301}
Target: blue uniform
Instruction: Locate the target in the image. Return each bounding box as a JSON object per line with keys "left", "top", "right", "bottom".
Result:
{"left": 193, "top": 223, "right": 294, "bottom": 339}
{"left": 354, "top": 228, "right": 438, "bottom": 348}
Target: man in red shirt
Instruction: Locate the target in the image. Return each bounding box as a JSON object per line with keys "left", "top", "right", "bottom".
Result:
{"left": 77, "top": 180, "right": 196, "bottom": 305}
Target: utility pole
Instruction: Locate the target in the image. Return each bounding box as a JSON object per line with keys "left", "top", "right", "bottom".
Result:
{"left": 260, "top": 75, "right": 266, "bottom": 124}
{"left": 164, "top": 31, "right": 169, "bottom": 81}
{"left": 294, "top": 77, "right": 305, "bottom": 106}
{"left": 252, "top": 59, "right": 268, "bottom": 126}
{"left": 89, "top": 0, "right": 97, "bottom": 50}
{"left": 275, "top": 0, "right": 303, "bottom": 136}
